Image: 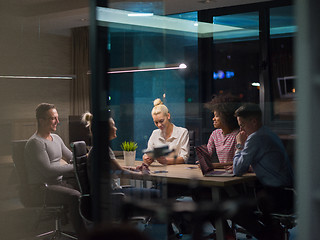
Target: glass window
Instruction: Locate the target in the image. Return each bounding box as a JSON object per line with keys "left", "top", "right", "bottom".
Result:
{"left": 269, "top": 6, "right": 296, "bottom": 122}
{"left": 213, "top": 12, "right": 259, "bottom": 42}
{"left": 211, "top": 12, "right": 260, "bottom": 103}
{"left": 106, "top": 11, "right": 199, "bottom": 159}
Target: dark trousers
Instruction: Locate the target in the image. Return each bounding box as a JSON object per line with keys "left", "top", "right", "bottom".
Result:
{"left": 230, "top": 186, "right": 294, "bottom": 240}
{"left": 28, "top": 180, "right": 83, "bottom": 235}
{"left": 191, "top": 186, "right": 237, "bottom": 234}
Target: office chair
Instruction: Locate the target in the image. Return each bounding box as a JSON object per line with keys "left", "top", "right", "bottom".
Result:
{"left": 70, "top": 142, "right": 132, "bottom": 222}
{"left": 269, "top": 188, "right": 297, "bottom": 240}
{"left": 12, "top": 140, "right": 77, "bottom": 240}
{"left": 187, "top": 130, "right": 196, "bottom": 164}
{"left": 252, "top": 187, "right": 296, "bottom": 240}
{"left": 71, "top": 141, "right": 150, "bottom": 229}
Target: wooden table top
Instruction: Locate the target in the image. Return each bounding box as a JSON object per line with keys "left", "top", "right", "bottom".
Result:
{"left": 117, "top": 159, "right": 256, "bottom": 188}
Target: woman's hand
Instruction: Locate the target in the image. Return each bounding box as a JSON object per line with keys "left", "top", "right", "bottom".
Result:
{"left": 225, "top": 165, "right": 233, "bottom": 173}
{"left": 156, "top": 156, "right": 167, "bottom": 165}
{"left": 136, "top": 163, "right": 150, "bottom": 174}
{"left": 143, "top": 154, "right": 154, "bottom": 165}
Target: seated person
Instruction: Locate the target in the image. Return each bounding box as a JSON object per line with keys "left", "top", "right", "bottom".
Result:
{"left": 204, "top": 93, "right": 240, "bottom": 168}
{"left": 24, "top": 103, "right": 83, "bottom": 235}
{"left": 232, "top": 103, "right": 294, "bottom": 240}
{"left": 193, "top": 94, "right": 241, "bottom": 239}
{"left": 82, "top": 112, "right": 159, "bottom": 200}
{"left": 143, "top": 98, "right": 190, "bottom": 165}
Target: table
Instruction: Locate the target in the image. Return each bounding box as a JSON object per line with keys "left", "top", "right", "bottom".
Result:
{"left": 117, "top": 160, "right": 256, "bottom": 240}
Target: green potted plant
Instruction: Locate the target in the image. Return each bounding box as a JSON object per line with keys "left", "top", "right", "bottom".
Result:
{"left": 121, "top": 141, "right": 138, "bottom": 166}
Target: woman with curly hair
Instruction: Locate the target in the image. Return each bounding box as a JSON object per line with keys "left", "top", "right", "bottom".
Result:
{"left": 204, "top": 93, "right": 241, "bottom": 168}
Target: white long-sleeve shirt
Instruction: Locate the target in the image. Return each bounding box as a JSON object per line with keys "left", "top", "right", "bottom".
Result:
{"left": 145, "top": 124, "right": 190, "bottom": 162}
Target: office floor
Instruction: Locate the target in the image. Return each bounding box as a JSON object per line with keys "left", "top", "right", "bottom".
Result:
{"left": 143, "top": 221, "right": 297, "bottom": 240}
{"left": 0, "top": 159, "right": 296, "bottom": 240}
{"left": 0, "top": 195, "right": 297, "bottom": 240}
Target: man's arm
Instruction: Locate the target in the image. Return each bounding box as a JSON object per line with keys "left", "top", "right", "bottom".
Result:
{"left": 233, "top": 132, "right": 258, "bottom": 176}
{"left": 26, "top": 139, "right": 73, "bottom": 178}
{"left": 55, "top": 135, "right": 73, "bottom": 163}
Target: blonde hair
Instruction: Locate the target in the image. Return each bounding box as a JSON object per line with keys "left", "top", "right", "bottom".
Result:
{"left": 81, "top": 111, "right": 93, "bottom": 134}
{"left": 151, "top": 98, "right": 169, "bottom": 116}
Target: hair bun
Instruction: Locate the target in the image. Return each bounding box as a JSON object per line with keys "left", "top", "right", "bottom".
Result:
{"left": 81, "top": 112, "right": 93, "bottom": 128}
{"left": 84, "top": 112, "right": 93, "bottom": 122}
{"left": 153, "top": 98, "right": 163, "bottom": 107}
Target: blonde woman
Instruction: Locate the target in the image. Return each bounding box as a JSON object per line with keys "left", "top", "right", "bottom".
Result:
{"left": 142, "top": 98, "right": 190, "bottom": 165}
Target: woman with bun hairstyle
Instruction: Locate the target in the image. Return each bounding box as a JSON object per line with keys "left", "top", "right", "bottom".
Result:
{"left": 81, "top": 112, "right": 159, "bottom": 199}
{"left": 142, "top": 98, "right": 190, "bottom": 165}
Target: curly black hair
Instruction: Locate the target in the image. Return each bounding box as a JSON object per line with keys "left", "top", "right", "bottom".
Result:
{"left": 204, "top": 93, "right": 241, "bottom": 131}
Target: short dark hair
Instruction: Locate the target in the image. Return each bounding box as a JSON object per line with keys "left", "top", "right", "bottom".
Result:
{"left": 36, "top": 103, "right": 55, "bottom": 120}
{"left": 205, "top": 93, "right": 241, "bottom": 131}
{"left": 234, "top": 103, "right": 262, "bottom": 122}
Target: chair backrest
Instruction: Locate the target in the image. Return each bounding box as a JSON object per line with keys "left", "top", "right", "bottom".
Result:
{"left": 187, "top": 130, "right": 196, "bottom": 164}
{"left": 69, "top": 115, "right": 92, "bottom": 146}
{"left": 12, "top": 140, "right": 29, "bottom": 185}
{"left": 12, "top": 140, "right": 32, "bottom": 206}
{"left": 71, "top": 141, "right": 90, "bottom": 195}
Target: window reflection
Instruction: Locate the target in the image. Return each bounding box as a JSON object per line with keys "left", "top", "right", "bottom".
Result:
{"left": 212, "top": 12, "right": 260, "bottom": 104}
{"left": 270, "top": 6, "right": 296, "bottom": 121}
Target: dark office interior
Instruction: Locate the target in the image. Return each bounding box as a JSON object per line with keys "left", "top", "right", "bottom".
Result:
{"left": 1, "top": 0, "right": 319, "bottom": 239}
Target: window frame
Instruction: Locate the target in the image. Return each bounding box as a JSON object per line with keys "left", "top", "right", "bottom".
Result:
{"left": 198, "top": 0, "right": 295, "bottom": 135}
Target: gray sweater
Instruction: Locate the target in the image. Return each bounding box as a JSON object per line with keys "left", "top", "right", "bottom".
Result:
{"left": 24, "top": 133, "right": 73, "bottom": 185}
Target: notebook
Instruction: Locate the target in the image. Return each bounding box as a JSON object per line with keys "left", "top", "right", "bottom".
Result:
{"left": 195, "top": 145, "right": 235, "bottom": 177}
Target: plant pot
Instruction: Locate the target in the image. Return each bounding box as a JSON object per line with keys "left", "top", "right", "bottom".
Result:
{"left": 123, "top": 150, "right": 136, "bottom": 166}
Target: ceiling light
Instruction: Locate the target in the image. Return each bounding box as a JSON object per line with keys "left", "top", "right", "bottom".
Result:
{"left": 107, "top": 63, "right": 187, "bottom": 74}
{"left": 0, "top": 75, "right": 74, "bottom": 80}
{"left": 96, "top": 7, "right": 242, "bottom": 37}
{"left": 128, "top": 13, "right": 154, "bottom": 17}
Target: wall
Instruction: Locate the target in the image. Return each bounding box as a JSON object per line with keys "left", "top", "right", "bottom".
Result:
{"left": 0, "top": 12, "right": 72, "bottom": 156}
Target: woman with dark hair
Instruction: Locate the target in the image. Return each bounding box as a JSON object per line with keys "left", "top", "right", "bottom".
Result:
{"left": 81, "top": 111, "right": 159, "bottom": 200}
{"left": 205, "top": 93, "right": 241, "bottom": 168}
{"left": 192, "top": 94, "right": 241, "bottom": 240}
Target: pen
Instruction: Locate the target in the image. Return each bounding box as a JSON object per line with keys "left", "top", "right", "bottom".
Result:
{"left": 153, "top": 170, "right": 168, "bottom": 173}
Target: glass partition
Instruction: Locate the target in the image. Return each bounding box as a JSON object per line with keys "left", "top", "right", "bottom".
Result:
{"left": 93, "top": 3, "right": 203, "bottom": 237}
{"left": 211, "top": 11, "right": 260, "bottom": 104}
{"left": 92, "top": 3, "right": 296, "bottom": 235}
{"left": 269, "top": 5, "right": 296, "bottom": 122}
{"left": 0, "top": 1, "right": 297, "bottom": 239}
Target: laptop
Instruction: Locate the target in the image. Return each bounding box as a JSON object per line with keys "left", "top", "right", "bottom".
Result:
{"left": 195, "top": 145, "right": 235, "bottom": 177}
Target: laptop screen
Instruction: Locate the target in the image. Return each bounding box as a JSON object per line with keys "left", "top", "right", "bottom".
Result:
{"left": 195, "top": 145, "right": 214, "bottom": 174}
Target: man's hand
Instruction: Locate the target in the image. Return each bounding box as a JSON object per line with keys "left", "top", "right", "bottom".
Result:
{"left": 143, "top": 154, "right": 154, "bottom": 165}
{"left": 236, "top": 131, "right": 247, "bottom": 145}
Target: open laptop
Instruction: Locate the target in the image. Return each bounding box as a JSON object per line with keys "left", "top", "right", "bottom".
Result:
{"left": 196, "top": 145, "right": 235, "bottom": 177}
